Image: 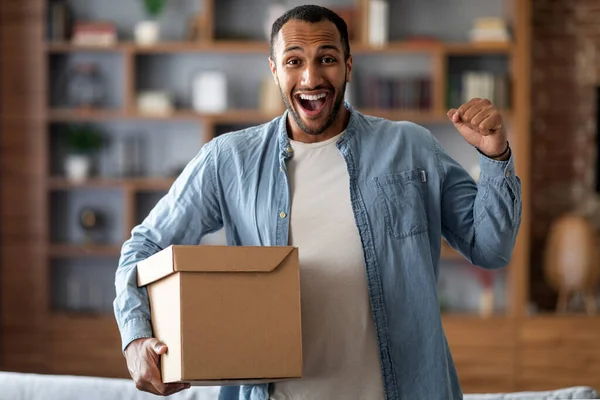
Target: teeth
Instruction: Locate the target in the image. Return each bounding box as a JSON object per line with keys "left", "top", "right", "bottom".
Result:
{"left": 298, "top": 93, "right": 326, "bottom": 101}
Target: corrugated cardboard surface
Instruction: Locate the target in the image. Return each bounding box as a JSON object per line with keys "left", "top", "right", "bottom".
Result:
{"left": 137, "top": 245, "right": 302, "bottom": 385}
{"left": 146, "top": 273, "right": 182, "bottom": 382}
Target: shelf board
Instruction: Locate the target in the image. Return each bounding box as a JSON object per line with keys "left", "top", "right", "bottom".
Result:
{"left": 48, "top": 244, "right": 121, "bottom": 257}
{"left": 48, "top": 108, "right": 206, "bottom": 122}
{"left": 132, "top": 40, "right": 270, "bottom": 54}
{"left": 48, "top": 109, "right": 127, "bottom": 122}
{"left": 46, "top": 40, "right": 513, "bottom": 56}
{"left": 47, "top": 177, "right": 175, "bottom": 191}
{"left": 443, "top": 41, "right": 513, "bottom": 55}
{"left": 46, "top": 40, "right": 271, "bottom": 54}
{"left": 46, "top": 41, "right": 130, "bottom": 53}
{"left": 47, "top": 108, "right": 281, "bottom": 123}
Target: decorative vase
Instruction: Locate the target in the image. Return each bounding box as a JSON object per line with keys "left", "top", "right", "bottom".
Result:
{"left": 134, "top": 20, "right": 160, "bottom": 45}
{"left": 544, "top": 214, "right": 600, "bottom": 315}
{"left": 65, "top": 154, "right": 91, "bottom": 182}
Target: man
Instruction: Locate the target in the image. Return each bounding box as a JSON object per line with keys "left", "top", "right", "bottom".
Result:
{"left": 114, "top": 4, "right": 521, "bottom": 400}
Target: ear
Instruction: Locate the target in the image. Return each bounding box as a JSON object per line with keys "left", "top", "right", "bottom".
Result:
{"left": 345, "top": 55, "right": 353, "bottom": 83}
{"left": 269, "top": 56, "right": 279, "bottom": 85}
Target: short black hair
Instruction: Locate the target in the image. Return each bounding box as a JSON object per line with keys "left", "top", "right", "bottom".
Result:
{"left": 270, "top": 4, "right": 350, "bottom": 61}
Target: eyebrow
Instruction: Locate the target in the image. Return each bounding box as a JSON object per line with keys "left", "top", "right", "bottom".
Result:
{"left": 283, "top": 44, "right": 341, "bottom": 54}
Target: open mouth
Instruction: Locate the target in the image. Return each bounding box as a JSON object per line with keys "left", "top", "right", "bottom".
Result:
{"left": 294, "top": 91, "right": 330, "bottom": 117}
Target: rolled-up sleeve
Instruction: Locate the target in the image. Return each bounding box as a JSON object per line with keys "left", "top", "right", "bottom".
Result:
{"left": 436, "top": 139, "right": 522, "bottom": 269}
{"left": 113, "top": 140, "right": 223, "bottom": 351}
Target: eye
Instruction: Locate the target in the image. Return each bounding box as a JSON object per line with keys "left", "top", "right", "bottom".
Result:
{"left": 286, "top": 59, "right": 300, "bottom": 66}
{"left": 322, "top": 57, "right": 336, "bottom": 64}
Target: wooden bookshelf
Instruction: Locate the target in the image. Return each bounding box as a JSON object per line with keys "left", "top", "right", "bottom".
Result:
{"left": 0, "top": 0, "right": 548, "bottom": 395}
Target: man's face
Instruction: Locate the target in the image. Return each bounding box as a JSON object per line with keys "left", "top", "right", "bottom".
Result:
{"left": 269, "top": 19, "right": 352, "bottom": 136}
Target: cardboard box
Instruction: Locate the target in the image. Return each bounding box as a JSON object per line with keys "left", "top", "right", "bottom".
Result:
{"left": 137, "top": 245, "right": 302, "bottom": 385}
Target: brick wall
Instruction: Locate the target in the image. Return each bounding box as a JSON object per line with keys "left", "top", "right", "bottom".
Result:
{"left": 531, "top": 0, "right": 600, "bottom": 310}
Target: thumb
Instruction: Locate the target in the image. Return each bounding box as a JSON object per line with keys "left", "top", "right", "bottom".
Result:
{"left": 148, "top": 339, "right": 168, "bottom": 355}
{"left": 447, "top": 109, "right": 463, "bottom": 125}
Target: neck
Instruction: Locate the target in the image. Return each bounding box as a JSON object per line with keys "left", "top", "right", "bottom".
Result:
{"left": 287, "top": 106, "right": 350, "bottom": 143}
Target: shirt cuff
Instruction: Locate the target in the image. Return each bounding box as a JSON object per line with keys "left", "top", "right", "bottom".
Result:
{"left": 478, "top": 152, "right": 515, "bottom": 180}
{"left": 120, "top": 318, "right": 153, "bottom": 353}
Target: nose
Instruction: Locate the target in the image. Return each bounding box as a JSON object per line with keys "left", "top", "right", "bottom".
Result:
{"left": 301, "top": 63, "right": 324, "bottom": 89}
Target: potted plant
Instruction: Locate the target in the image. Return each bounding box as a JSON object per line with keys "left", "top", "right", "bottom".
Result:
{"left": 62, "top": 124, "right": 105, "bottom": 182}
{"left": 135, "top": 0, "right": 167, "bottom": 45}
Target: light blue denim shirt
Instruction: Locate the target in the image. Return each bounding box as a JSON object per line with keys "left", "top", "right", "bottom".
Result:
{"left": 114, "top": 102, "right": 522, "bottom": 400}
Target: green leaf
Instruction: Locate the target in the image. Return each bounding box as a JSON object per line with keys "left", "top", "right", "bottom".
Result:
{"left": 62, "top": 124, "right": 106, "bottom": 154}
{"left": 143, "top": 0, "right": 166, "bottom": 17}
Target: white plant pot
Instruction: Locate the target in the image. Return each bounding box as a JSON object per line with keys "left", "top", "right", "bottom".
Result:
{"left": 65, "top": 154, "right": 91, "bottom": 183}
{"left": 135, "top": 20, "right": 160, "bottom": 45}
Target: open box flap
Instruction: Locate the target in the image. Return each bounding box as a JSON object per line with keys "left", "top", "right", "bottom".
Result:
{"left": 173, "top": 245, "right": 296, "bottom": 272}
{"left": 137, "top": 245, "right": 297, "bottom": 287}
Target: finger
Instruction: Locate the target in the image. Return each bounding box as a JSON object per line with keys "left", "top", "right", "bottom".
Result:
{"left": 145, "top": 358, "right": 171, "bottom": 395}
{"left": 470, "top": 108, "right": 492, "bottom": 130}
{"left": 456, "top": 98, "right": 481, "bottom": 120}
{"left": 479, "top": 113, "right": 503, "bottom": 135}
{"left": 147, "top": 338, "right": 168, "bottom": 355}
{"left": 463, "top": 100, "right": 491, "bottom": 123}
{"left": 447, "top": 108, "right": 460, "bottom": 123}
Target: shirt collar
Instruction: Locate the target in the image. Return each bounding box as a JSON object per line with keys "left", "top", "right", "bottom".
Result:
{"left": 276, "top": 101, "right": 360, "bottom": 159}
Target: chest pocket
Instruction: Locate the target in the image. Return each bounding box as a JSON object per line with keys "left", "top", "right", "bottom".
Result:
{"left": 373, "top": 168, "right": 428, "bottom": 239}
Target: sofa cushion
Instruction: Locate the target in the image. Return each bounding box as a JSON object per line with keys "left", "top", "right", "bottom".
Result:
{"left": 0, "top": 372, "right": 219, "bottom": 400}
{"left": 464, "top": 386, "right": 599, "bottom": 400}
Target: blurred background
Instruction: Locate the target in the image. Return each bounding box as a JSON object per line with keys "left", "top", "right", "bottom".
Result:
{"left": 1, "top": 0, "right": 600, "bottom": 395}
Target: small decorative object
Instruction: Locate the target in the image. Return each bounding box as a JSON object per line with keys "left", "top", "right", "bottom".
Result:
{"left": 135, "top": 0, "right": 167, "bottom": 45}
{"left": 78, "top": 207, "right": 106, "bottom": 245}
{"left": 112, "top": 132, "right": 145, "bottom": 177}
{"left": 469, "top": 17, "right": 509, "bottom": 43}
{"left": 192, "top": 71, "right": 228, "bottom": 113}
{"left": 137, "top": 91, "right": 173, "bottom": 116}
{"left": 67, "top": 62, "right": 105, "bottom": 109}
{"left": 264, "top": 2, "right": 287, "bottom": 41}
{"left": 62, "top": 124, "right": 105, "bottom": 182}
{"left": 187, "top": 13, "right": 206, "bottom": 42}
{"left": 368, "top": 0, "right": 388, "bottom": 47}
{"left": 544, "top": 214, "right": 600, "bottom": 315}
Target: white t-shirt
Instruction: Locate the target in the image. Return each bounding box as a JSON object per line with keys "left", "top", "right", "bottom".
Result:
{"left": 269, "top": 131, "right": 385, "bottom": 400}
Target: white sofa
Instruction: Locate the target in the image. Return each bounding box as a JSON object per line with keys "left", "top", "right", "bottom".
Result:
{"left": 0, "top": 371, "right": 597, "bottom": 400}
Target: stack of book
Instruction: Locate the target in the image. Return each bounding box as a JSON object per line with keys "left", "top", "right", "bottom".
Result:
{"left": 360, "top": 76, "right": 432, "bottom": 110}
{"left": 71, "top": 21, "right": 118, "bottom": 47}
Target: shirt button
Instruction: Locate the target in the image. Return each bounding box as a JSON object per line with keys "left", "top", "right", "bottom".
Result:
{"left": 505, "top": 170, "right": 511, "bottom": 177}
{"left": 279, "top": 212, "right": 287, "bottom": 219}
{"left": 286, "top": 146, "right": 293, "bottom": 153}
